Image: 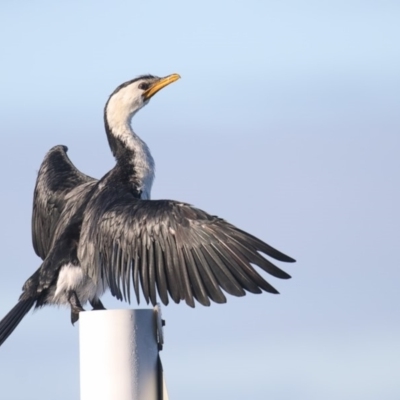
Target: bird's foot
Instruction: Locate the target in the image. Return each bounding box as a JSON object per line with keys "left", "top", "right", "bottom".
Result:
{"left": 90, "top": 298, "right": 106, "bottom": 311}
{"left": 68, "top": 291, "right": 85, "bottom": 325}
{"left": 70, "top": 310, "right": 81, "bottom": 325}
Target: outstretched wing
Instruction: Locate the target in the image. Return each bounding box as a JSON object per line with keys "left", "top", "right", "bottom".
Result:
{"left": 79, "top": 186, "right": 295, "bottom": 307}
{"left": 32, "top": 145, "right": 96, "bottom": 259}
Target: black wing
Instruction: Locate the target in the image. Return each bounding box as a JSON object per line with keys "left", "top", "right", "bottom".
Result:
{"left": 32, "top": 145, "right": 96, "bottom": 259}
{"left": 79, "top": 186, "right": 295, "bottom": 307}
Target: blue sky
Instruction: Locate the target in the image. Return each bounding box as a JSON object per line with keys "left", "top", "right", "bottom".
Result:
{"left": 0, "top": 1, "right": 399, "bottom": 399}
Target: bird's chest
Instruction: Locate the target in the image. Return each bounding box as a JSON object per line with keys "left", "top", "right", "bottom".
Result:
{"left": 133, "top": 148, "right": 155, "bottom": 200}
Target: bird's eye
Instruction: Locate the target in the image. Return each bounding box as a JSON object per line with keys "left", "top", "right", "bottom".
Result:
{"left": 138, "top": 82, "right": 150, "bottom": 91}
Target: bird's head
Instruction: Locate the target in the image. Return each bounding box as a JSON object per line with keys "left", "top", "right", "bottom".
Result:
{"left": 105, "top": 73, "right": 181, "bottom": 130}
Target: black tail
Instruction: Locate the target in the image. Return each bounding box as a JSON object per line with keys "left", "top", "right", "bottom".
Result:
{"left": 0, "top": 298, "right": 35, "bottom": 346}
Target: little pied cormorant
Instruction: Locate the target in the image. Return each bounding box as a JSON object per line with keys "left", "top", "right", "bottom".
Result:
{"left": 0, "top": 73, "right": 295, "bottom": 347}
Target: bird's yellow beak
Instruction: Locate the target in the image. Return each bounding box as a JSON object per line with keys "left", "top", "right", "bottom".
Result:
{"left": 143, "top": 73, "right": 181, "bottom": 100}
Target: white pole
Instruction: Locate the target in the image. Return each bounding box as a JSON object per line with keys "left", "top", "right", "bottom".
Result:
{"left": 79, "top": 309, "right": 160, "bottom": 400}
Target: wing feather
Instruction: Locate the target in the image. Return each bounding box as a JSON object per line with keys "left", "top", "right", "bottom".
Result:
{"left": 32, "top": 145, "right": 96, "bottom": 259}
{"left": 191, "top": 248, "right": 226, "bottom": 303}
{"left": 120, "top": 248, "right": 129, "bottom": 302}
{"left": 161, "top": 227, "right": 182, "bottom": 303}
{"left": 201, "top": 246, "right": 245, "bottom": 296}
{"left": 79, "top": 188, "right": 295, "bottom": 308}
{"left": 181, "top": 246, "right": 210, "bottom": 306}
{"left": 169, "top": 232, "right": 195, "bottom": 307}
{"left": 147, "top": 240, "right": 157, "bottom": 306}
{"left": 133, "top": 249, "right": 140, "bottom": 304}
{"left": 140, "top": 237, "right": 150, "bottom": 304}
{"left": 155, "top": 240, "right": 169, "bottom": 305}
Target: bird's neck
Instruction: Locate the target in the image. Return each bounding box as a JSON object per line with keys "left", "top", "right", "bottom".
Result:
{"left": 104, "top": 114, "right": 155, "bottom": 200}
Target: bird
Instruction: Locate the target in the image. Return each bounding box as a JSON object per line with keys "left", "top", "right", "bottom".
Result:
{"left": 0, "top": 73, "right": 295, "bottom": 347}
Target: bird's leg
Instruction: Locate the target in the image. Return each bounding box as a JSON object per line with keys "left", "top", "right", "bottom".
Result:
{"left": 68, "top": 291, "right": 84, "bottom": 325}
{"left": 89, "top": 298, "right": 106, "bottom": 311}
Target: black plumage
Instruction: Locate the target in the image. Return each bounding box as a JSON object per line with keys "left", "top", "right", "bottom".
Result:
{"left": 32, "top": 144, "right": 96, "bottom": 260}
{"left": 79, "top": 184, "right": 293, "bottom": 308}
{"left": 0, "top": 73, "right": 295, "bottom": 347}
{"left": 0, "top": 146, "right": 100, "bottom": 345}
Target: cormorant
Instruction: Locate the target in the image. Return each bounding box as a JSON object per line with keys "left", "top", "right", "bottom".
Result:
{"left": 0, "top": 73, "right": 295, "bottom": 347}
